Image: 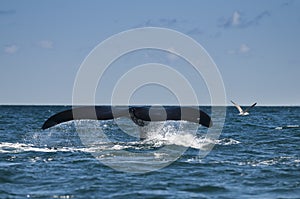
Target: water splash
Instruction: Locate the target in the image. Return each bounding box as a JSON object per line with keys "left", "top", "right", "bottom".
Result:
{"left": 21, "top": 119, "right": 238, "bottom": 154}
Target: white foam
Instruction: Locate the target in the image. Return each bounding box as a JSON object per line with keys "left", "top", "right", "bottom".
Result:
{"left": 275, "top": 124, "right": 300, "bottom": 130}
{"left": 242, "top": 156, "right": 296, "bottom": 167}
{"left": 287, "top": 125, "right": 299, "bottom": 128}
{"left": 216, "top": 138, "right": 241, "bottom": 145}
{"left": 0, "top": 142, "right": 86, "bottom": 153}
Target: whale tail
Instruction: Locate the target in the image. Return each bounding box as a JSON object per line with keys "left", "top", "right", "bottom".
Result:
{"left": 42, "top": 106, "right": 212, "bottom": 130}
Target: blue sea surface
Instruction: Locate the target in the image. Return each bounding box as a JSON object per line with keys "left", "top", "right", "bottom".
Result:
{"left": 0, "top": 106, "right": 299, "bottom": 198}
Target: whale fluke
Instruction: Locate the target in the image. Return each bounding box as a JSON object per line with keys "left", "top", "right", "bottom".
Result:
{"left": 42, "top": 106, "right": 212, "bottom": 130}
{"left": 231, "top": 101, "right": 257, "bottom": 116}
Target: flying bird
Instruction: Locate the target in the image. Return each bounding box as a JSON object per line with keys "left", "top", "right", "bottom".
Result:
{"left": 231, "top": 101, "right": 257, "bottom": 116}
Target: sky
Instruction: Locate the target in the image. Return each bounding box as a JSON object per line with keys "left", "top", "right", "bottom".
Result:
{"left": 1, "top": 0, "right": 299, "bottom": 105}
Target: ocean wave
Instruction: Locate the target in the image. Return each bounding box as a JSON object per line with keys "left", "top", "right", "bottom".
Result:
{"left": 238, "top": 156, "right": 298, "bottom": 167}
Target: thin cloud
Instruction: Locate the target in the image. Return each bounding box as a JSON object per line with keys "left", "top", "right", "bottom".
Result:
{"left": 219, "top": 10, "right": 270, "bottom": 29}
{"left": 38, "top": 40, "right": 53, "bottom": 49}
{"left": 135, "top": 18, "right": 204, "bottom": 37}
{"left": 239, "top": 44, "right": 250, "bottom": 53}
{"left": 243, "top": 11, "right": 270, "bottom": 27}
{"left": 0, "top": 9, "right": 16, "bottom": 15}
{"left": 134, "top": 18, "right": 181, "bottom": 28}
{"left": 232, "top": 11, "right": 241, "bottom": 26}
{"left": 227, "top": 49, "right": 236, "bottom": 55}
{"left": 228, "top": 44, "right": 250, "bottom": 55}
{"left": 186, "top": 28, "right": 204, "bottom": 35}
{"left": 159, "top": 18, "right": 178, "bottom": 26}
{"left": 281, "top": 0, "right": 294, "bottom": 7}
{"left": 4, "top": 45, "right": 19, "bottom": 54}
{"left": 219, "top": 11, "right": 241, "bottom": 28}
{"left": 140, "top": 19, "right": 154, "bottom": 27}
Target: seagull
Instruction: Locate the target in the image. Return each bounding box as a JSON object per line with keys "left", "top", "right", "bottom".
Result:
{"left": 231, "top": 100, "right": 257, "bottom": 116}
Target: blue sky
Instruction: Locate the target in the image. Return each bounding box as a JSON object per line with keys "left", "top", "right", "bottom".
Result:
{"left": 1, "top": 0, "right": 299, "bottom": 105}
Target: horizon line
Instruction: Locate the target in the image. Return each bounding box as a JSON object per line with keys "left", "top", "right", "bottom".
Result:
{"left": 0, "top": 103, "right": 299, "bottom": 107}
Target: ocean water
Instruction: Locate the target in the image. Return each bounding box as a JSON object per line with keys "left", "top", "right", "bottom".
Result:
{"left": 0, "top": 106, "right": 299, "bottom": 198}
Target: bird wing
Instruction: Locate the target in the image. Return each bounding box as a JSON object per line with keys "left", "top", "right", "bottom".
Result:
{"left": 243, "top": 102, "right": 257, "bottom": 113}
{"left": 231, "top": 100, "right": 244, "bottom": 114}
